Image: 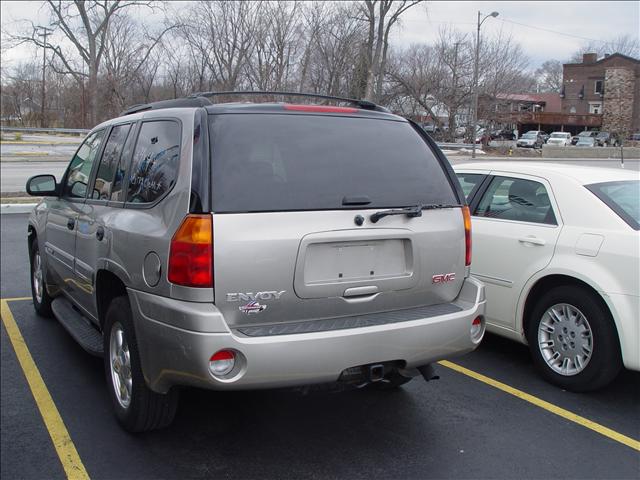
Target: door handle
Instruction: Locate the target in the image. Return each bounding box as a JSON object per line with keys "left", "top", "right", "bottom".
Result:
{"left": 518, "top": 236, "right": 545, "bottom": 246}
{"left": 67, "top": 218, "right": 75, "bottom": 230}
{"left": 96, "top": 226, "right": 105, "bottom": 241}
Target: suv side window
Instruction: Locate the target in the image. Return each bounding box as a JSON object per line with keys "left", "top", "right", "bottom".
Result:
{"left": 64, "top": 130, "right": 105, "bottom": 199}
{"left": 475, "top": 176, "right": 557, "bottom": 225}
{"left": 91, "top": 123, "right": 132, "bottom": 200}
{"left": 126, "top": 120, "right": 181, "bottom": 204}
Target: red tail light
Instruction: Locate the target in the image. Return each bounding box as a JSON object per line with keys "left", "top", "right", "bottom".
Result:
{"left": 283, "top": 104, "right": 358, "bottom": 113}
{"left": 462, "top": 206, "right": 472, "bottom": 266}
{"left": 168, "top": 214, "right": 213, "bottom": 288}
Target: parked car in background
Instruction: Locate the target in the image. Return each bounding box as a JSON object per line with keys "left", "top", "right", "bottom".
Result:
{"left": 454, "top": 162, "right": 640, "bottom": 392}
{"left": 630, "top": 132, "right": 640, "bottom": 142}
{"left": 491, "top": 128, "right": 516, "bottom": 140}
{"left": 596, "top": 132, "right": 620, "bottom": 147}
{"left": 576, "top": 136, "right": 597, "bottom": 147}
{"left": 546, "top": 132, "right": 572, "bottom": 146}
{"left": 541, "top": 132, "right": 550, "bottom": 143}
{"left": 571, "top": 130, "right": 598, "bottom": 145}
{"left": 516, "top": 131, "right": 544, "bottom": 149}
{"left": 25, "top": 93, "right": 486, "bottom": 432}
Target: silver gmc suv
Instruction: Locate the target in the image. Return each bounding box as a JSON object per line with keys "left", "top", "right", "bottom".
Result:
{"left": 26, "top": 92, "right": 486, "bottom": 432}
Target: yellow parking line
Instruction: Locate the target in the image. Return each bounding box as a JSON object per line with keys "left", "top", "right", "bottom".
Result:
{"left": 439, "top": 360, "right": 640, "bottom": 452}
{"left": 1, "top": 299, "right": 90, "bottom": 479}
{"left": 4, "top": 297, "right": 32, "bottom": 302}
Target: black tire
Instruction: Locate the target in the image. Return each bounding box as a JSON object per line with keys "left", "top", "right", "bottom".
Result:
{"left": 368, "top": 370, "right": 414, "bottom": 391}
{"left": 103, "top": 296, "right": 179, "bottom": 432}
{"left": 29, "top": 240, "right": 53, "bottom": 317}
{"left": 526, "top": 285, "right": 622, "bottom": 392}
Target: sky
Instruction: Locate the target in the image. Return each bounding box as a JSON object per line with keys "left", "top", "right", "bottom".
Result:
{"left": 1, "top": 1, "right": 639, "bottom": 70}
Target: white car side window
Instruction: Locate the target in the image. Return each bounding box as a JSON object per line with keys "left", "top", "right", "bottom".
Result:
{"left": 475, "top": 176, "right": 557, "bottom": 225}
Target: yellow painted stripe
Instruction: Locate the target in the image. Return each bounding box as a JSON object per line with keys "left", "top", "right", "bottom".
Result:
{"left": 1, "top": 300, "right": 90, "bottom": 479}
{"left": 5, "top": 297, "right": 32, "bottom": 302}
{"left": 439, "top": 360, "right": 640, "bottom": 452}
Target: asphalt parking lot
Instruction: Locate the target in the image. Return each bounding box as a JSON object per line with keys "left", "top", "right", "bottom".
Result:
{"left": 1, "top": 213, "right": 639, "bottom": 479}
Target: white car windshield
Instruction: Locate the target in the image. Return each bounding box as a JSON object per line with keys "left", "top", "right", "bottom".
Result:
{"left": 522, "top": 133, "right": 537, "bottom": 139}
{"left": 550, "top": 133, "right": 567, "bottom": 138}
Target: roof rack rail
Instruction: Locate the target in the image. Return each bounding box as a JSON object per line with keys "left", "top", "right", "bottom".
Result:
{"left": 188, "top": 90, "right": 389, "bottom": 112}
{"left": 121, "top": 96, "right": 212, "bottom": 116}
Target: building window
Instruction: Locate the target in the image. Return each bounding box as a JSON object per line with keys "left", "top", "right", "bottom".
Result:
{"left": 595, "top": 80, "right": 604, "bottom": 95}
{"left": 589, "top": 102, "right": 602, "bottom": 114}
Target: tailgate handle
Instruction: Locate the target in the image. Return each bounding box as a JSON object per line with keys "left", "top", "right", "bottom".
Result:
{"left": 343, "top": 286, "right": 379, "bottom": 297}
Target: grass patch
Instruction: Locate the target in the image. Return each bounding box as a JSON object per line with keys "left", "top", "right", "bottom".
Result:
{"left": 14, "top": 132, "right": 23, "bottom": 141}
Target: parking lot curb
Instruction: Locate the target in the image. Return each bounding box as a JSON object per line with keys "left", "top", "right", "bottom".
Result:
{"left": 0, "top": 203, "right": 37, "bottom": 214}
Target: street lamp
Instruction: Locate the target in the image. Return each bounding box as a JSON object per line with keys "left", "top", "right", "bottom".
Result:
{"left": 471, "top": 10, "right": 499, "bottom": 159}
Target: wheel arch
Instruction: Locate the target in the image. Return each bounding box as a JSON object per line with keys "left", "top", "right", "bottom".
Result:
{"left": 95, "top": 269, "right": 129, "bottom": 331}
{"left": 520, "top": 274, "right": 619, "bottom": 346}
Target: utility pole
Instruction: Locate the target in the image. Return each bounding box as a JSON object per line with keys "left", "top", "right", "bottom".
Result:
{"left": 450, "top": 41, "right": 461, "bottom": 142}
{"left": 36, "top": 26, "right": 53, "bottom": 128}
{"left": 471, "top": 11, "right": 499, "bottom": 159}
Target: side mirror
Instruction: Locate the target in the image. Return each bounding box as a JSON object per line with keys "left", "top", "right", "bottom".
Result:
{"left": 26, "top": 175, "right": 58, "bottom": 197}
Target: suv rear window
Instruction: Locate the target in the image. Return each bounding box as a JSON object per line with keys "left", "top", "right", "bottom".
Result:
{"left": 209, "top": 114, "right": 457, "bottom": 212}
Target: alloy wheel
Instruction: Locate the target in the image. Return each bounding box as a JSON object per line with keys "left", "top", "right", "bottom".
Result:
{"left": 537, "top": 303, "right": 593, "bottom": 376}
{"left": 109, "top": 322, "right": 132, "bottom": 409}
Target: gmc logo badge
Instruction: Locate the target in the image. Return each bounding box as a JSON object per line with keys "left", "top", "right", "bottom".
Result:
{"left": 432, "top": 273, "right": 456, "bottom": 284}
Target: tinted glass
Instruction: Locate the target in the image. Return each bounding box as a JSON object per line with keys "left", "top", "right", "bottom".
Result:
{"left": 64, "top": 130, "right": 105, "bottom": 198}
{"left": 127, "top": 121, "right": 181, "bottom": 204}
{"left": 209, "top": 114, "right": 457, "bottom": 212}
{"left": 456, "top": 173, "right": 484, "bottom": 202}
{"left": 475, "top": 176, "right": 556, "bottom": 225}
{"left": 587, "top": 180, "right": 640, "bottom": 230}
{"left": 92, "top": 124, "right": 132, "bottom": 200}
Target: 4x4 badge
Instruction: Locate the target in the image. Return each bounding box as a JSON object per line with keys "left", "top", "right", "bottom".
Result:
{"left": 239, "top": 301, "right": 267, "bottom": 315}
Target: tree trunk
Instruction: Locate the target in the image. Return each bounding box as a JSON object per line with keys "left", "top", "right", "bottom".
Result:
{"left": 88, "top": 64, "right": 98, "bottom": 126}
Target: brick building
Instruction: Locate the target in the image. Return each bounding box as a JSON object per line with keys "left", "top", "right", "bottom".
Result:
{"left": 483, "top": 52, "right": 640, "bottom": 136}
{"left": 561, "top": 53, "right": 639, "bottom": 135}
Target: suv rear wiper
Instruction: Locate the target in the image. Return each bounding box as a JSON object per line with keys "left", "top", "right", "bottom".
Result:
{"left": 370, "top": 204, "right": 458, "bottom": 223}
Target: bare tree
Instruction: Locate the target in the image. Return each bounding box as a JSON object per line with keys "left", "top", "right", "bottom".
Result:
{"left": 386, "top": 43, "right": 448, "bottom": 131}
{"left": 535, "top": 60, "right": 563, "bottom": 92}
{"left": 246, "top": 1, "right": 302, "bottom": 91}
{"left": 569, "top": 34, "right": 640, "bottom": 62}
{"left": 358, "top": 0, "right": 423, "bottom": 102}
{"left": 102, "top": 13, "right": 174, "bottom": 116}
{"left": 10, "top": 1, "right": 157, "bottom": 126}
{"left": 177, "top": 1, "right": 260, "bottom": 92}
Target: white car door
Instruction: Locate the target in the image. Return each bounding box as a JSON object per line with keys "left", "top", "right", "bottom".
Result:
{"left": 469, "top": 172, "right": 562, "bottom": 332}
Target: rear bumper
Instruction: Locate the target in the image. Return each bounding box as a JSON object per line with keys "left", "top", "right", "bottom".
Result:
{"left": 128, "top": 277, "right": 486, "bottom": 393}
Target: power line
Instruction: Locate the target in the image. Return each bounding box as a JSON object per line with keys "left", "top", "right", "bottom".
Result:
{"left": 415, "top": 15, "right": 617, "bottom": 46}
{"left": 497, "top": 18, "right": 612, "bottom": 45}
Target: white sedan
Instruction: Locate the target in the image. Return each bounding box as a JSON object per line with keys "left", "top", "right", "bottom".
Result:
{"left": 546, "top": 132, "right": 572, "bottom": 146}
{"left": 454, "top": 162, "right": 639, "bottom": 391}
